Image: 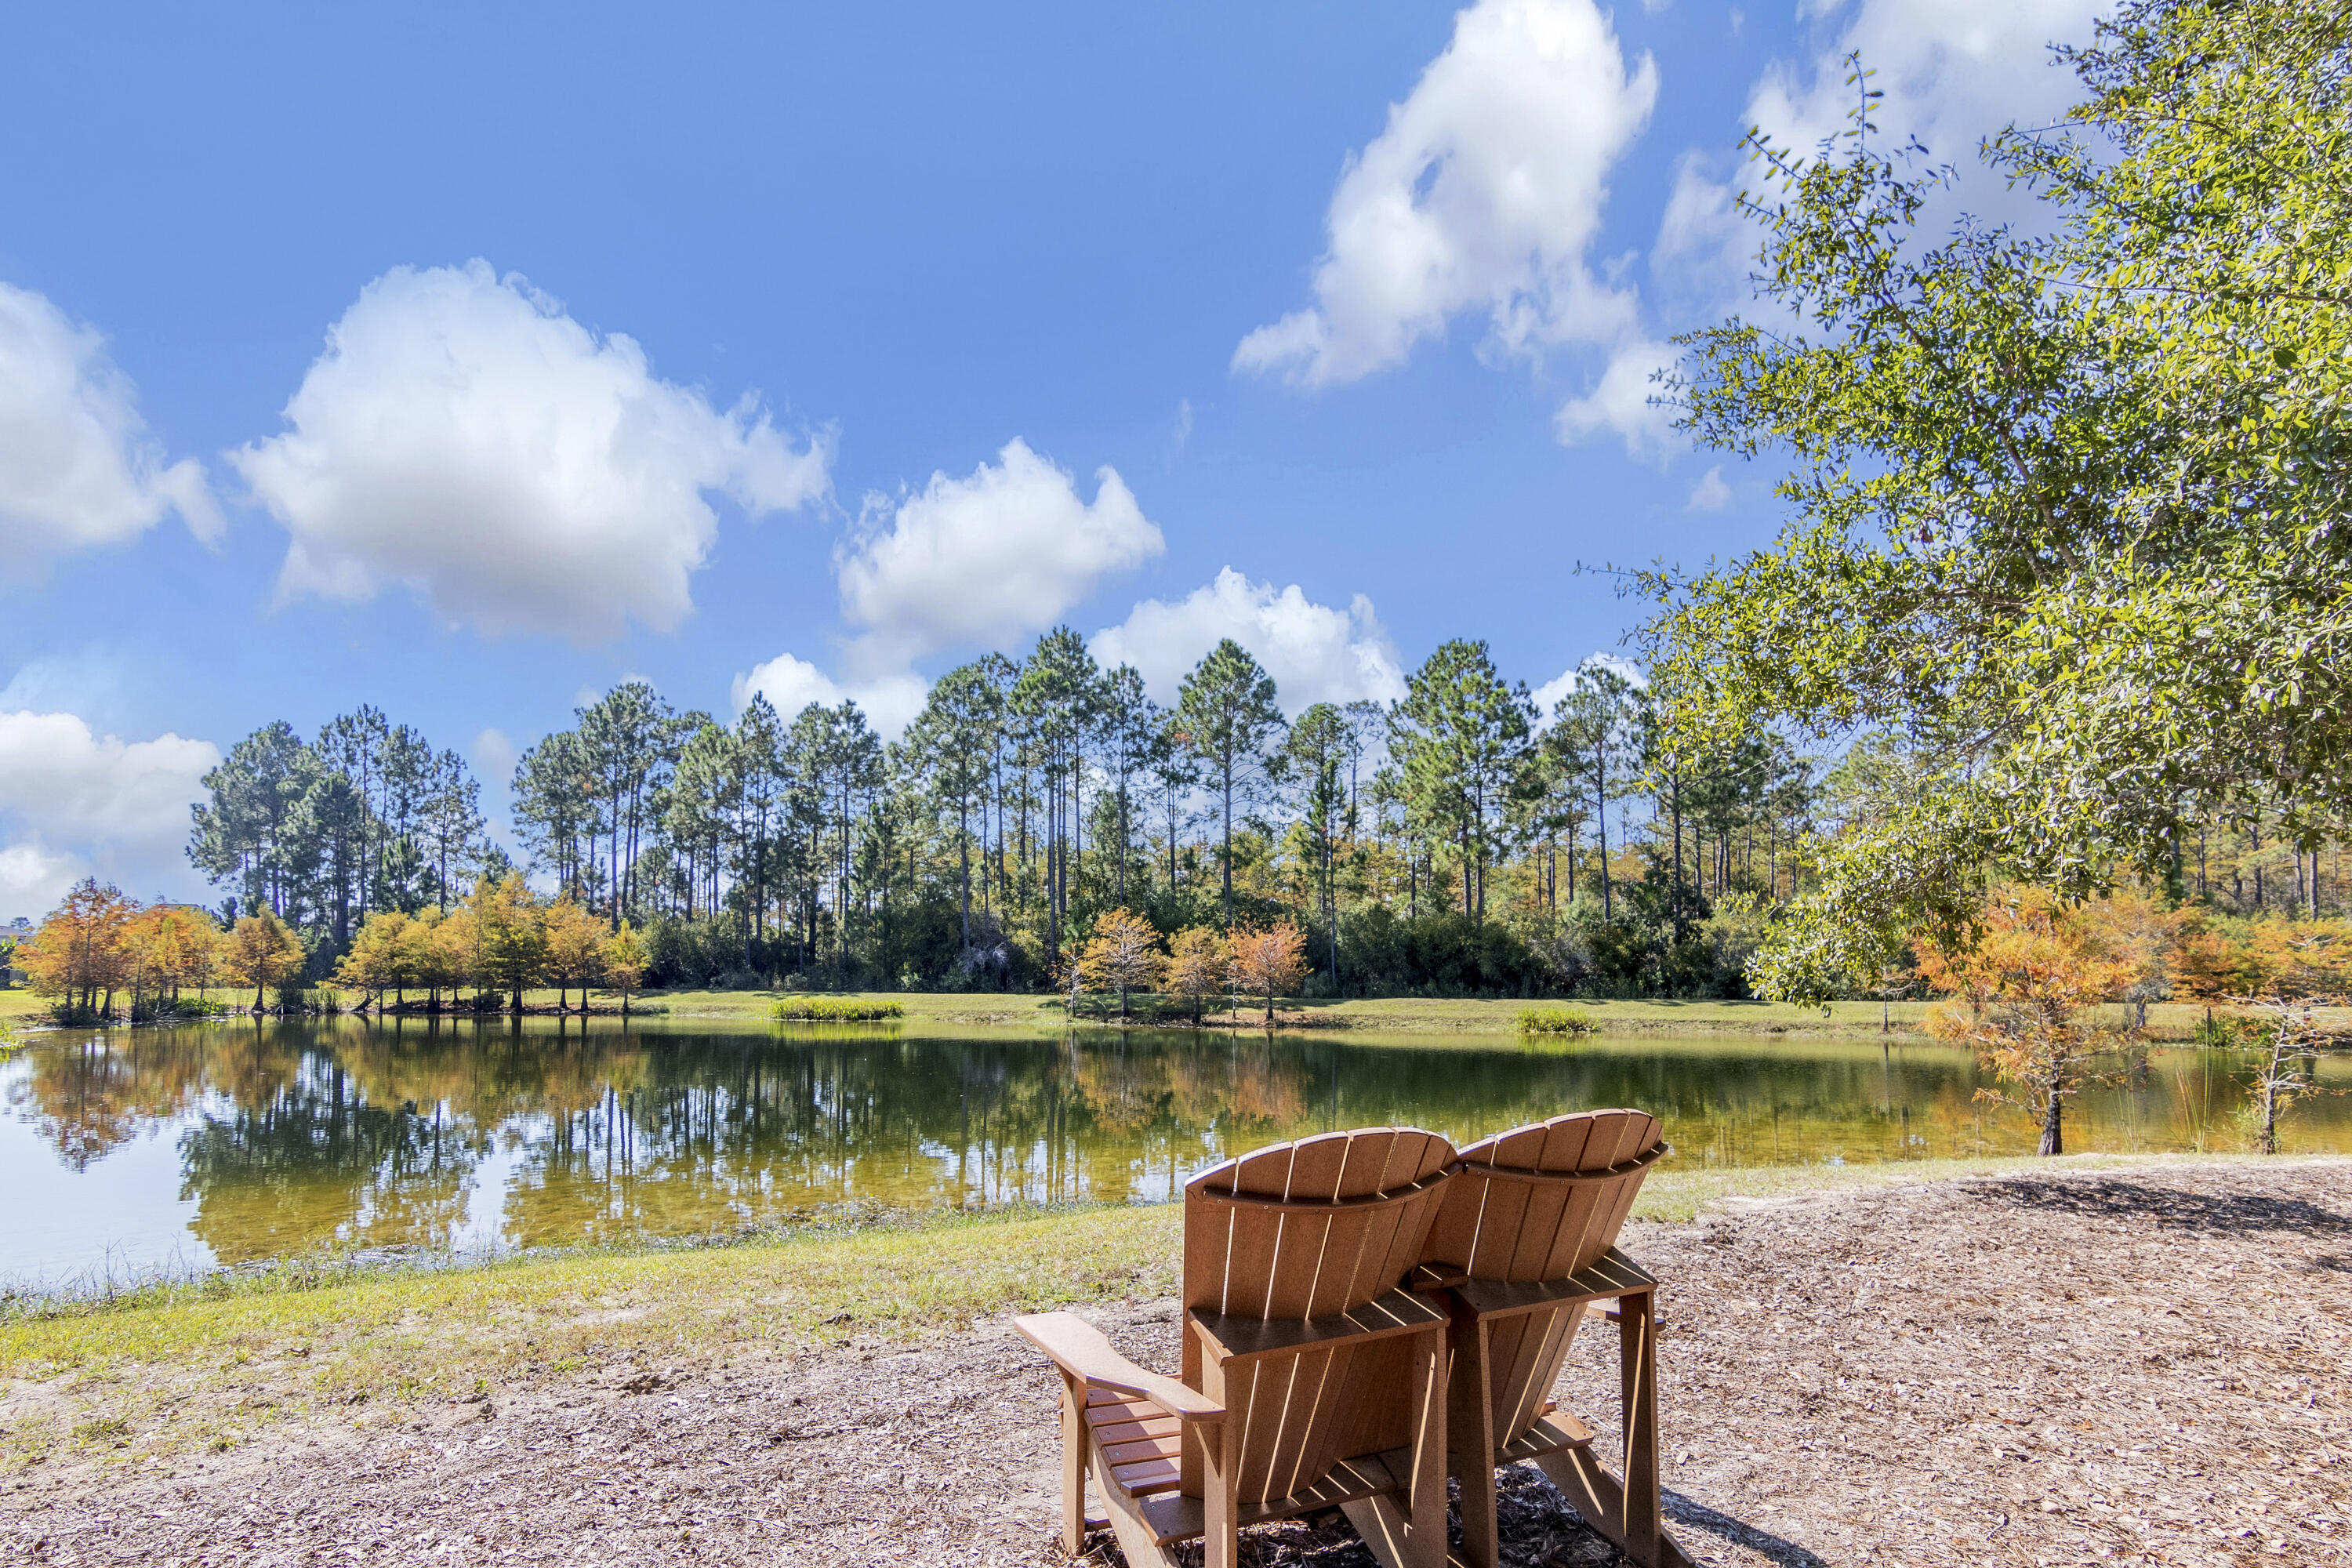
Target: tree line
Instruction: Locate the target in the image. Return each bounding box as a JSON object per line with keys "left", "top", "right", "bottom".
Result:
{"left": 163, "top": 611, "right": 2352, "bottom": 1004}
{"left": 172, "top": 634, "right": 1831, "bottom": 999}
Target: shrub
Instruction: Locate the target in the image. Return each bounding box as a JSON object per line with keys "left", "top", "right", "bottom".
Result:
{"left": 771, "top": 997, "right": 905, "bottom": 1022}
{"left": 1515, "top": 1006, "right": 1597, "bottom": 1036}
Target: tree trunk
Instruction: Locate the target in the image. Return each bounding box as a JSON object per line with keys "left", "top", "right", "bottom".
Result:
{"left": 2038, "top": 1074, "right": 2065, "bottom": 1156}
{"left": 1221, "top": 769, "right": 1235, "bottom": 928}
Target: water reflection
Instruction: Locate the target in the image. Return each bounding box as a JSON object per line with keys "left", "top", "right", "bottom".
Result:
{"left": 2, "top": 1017, "right": 2343, "bottom": 1281}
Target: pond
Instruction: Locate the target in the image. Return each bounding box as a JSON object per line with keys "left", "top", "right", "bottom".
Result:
{"left": 4, "top": 1017, "right": 2345, "bottom": 1287}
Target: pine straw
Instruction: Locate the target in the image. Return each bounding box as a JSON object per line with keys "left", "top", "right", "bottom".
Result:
{"left": 4, "top": 1160, "right": 2346, "bottom": 1566}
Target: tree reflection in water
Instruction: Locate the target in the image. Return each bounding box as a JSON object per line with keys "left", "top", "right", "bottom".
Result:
{"left": 3, "top": 1017, "right": 2344, "bottom": 1272}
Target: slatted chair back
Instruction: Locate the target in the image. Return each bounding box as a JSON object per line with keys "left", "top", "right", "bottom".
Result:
{"left": 1425, "top": 1109, "right": 1665, "bottom": 1450}
{"left": 1178, "top": 1126, "right": 1455, "bottom": 1504}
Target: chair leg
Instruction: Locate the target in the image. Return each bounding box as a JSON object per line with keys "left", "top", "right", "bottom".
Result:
{"left": 1534, "top": 1288, "right": 1688, "bottom": 1568}
{"left": 1452, "top": 1316, "right": 1500, "bottom": 1568}
{"left": 1200, "top": 1356, "right": 1240, "bottom": 1568}
{"left": 1407, "top": 1324, "right": 1449, "bottom": 1565}
{"left": 1057, "top": 1374, "right": 1087, "bottom": 1555}
{"left": 1619, "top": 1287, "right": 1661, "bottom": 1568}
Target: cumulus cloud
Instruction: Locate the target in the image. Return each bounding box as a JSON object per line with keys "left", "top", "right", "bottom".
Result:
{"left": 1751, "top": 0, "right": 2106, "bottom": 172}
{"left": 1090, "top": 568, "right": 1407, "bottom": 716}
{"left": 0, "top": 844, "right": 81, "bottom": 921}
{"left": 1649, "top": 0, "right": 2109, "bottom": 318}
{"left": 1530, "top": 652, "right": 1647, "bottom": 724}
{"left": 1650, "top": 152, "right": 1752, "bottom": 310}
{"left": 729, "top": 652, "right": 928, "bottom": 739}
{"left": 1686, "top": 464, "right": 1731, "bottom": 512}
{"left": 1233, "top": 0, "right": 1657, "bottom": 387}
{"left": 1555, "top": 336, "right": 1679, "bottom": 454}
{"left": 835, "top": 438, "right": 1163, "bottom": 674}
{"left": 0, "top": 282, "right": 220, "bottom": 573}
{"left": 0, "top": 710, "right": 220, "bottom": 917}
{"left": 231, "top": 260, "right": 830, "bottom": 641}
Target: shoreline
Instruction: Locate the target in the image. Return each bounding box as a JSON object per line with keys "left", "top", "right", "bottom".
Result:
{"left": 1, "top": 1152, "right": 2330, "bottom": 1454}
{"left": 2, "top": 985, "right": 2281, "bottom": 1041}
{"left": 5, "top": 1153, "right": 2343, "bottom": 1566}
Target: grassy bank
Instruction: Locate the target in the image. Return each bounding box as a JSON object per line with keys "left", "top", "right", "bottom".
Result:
{"left": 634, "top": 988, "right": 2267, "bottom": 1040}
{"left": 3, "top": 983, "right": 2279, "bottom": 1039}
{"left": 0, "top": 1151, "right": 2288, "bottom": 1472}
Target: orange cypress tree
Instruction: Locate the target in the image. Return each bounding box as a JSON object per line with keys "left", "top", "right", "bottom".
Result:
{"left": 1227, "top": 920, "right": 1308, "bottom": 1026}
{"left": 224, "top": 910, "right": 307, "bottom": 1012}
{"left": 1918, "top": 887, "right": 2138, "bottom": 1155}
{"left": 1166, "top": 927, "right": 1229, "bottom": 1025}
{"left": 22, "top": 880, "right": 136, "bottom": 1021}
{"left": 1077, "top": 909, "right": 1165, "bottom": 1020}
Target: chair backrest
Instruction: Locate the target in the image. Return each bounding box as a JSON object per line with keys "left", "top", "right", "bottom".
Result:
{"left": 1179, "top": 1126, "right": 1455, "bottom": 1501}
{"left": 1423, "top": 1107, "right": 1664, "bottom": 1283}
{"left": 1422, "top": 1109, "right": 1665, "bottom": 1455}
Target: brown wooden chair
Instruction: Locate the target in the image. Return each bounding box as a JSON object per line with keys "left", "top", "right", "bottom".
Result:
{"left": 1414, "top": 1109, "right": 1691, "bottom": 1568}
{"left": 1015, "top": 1126, "right": 1457, "bottom": 1568}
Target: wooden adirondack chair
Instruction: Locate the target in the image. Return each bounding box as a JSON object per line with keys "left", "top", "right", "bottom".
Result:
{"left": 1015, "top": 1127, "right": 1457, "bottom": 1568}
{"left": 1414, "top": 1108, "right": 1691, "bottom": 1568}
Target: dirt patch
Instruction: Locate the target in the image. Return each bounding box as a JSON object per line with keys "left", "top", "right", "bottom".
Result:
{"left": 5, "top": 1160, "right": 2346, "bottom": 1566}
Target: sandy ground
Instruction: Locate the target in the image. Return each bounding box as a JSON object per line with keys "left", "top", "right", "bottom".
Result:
{"left": 5, "top": 1159, "right": 2347, "bottom": 1567}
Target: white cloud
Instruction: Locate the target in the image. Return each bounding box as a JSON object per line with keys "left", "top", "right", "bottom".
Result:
{"left": 231, "top": 260, "right": 830, "bottom": 641}
{"left": 1587, "top": 1, "right": 2107, "bottom": 463}
{"left": 1653, "top": 0, "right": 2111, "bottom": 315}
{"left": 0, "top": 844, "right": 82, "bottom": 922}
{"left": 0, "top": 710, "right": 220, "bottom": 916}
{"left": 0, "top": 281, "right": 220, "bottom": 572}
{"left": 729, "top": 652, "right": 927, "bottom": 739}
{"left": 1686, "top": 464, "right": 1731, "bottom": 511}
{"left": 835, "top": 438, "right": 1163, "bottom": 674}
{"left": 1090, "top": 568, "right": 1406, "bottom": 716}
{"left": 1751, "top": 0, "right": 2107, "bottom": 172}
{"left": 1531, "top": 652, "right": 1647, "bottom": 723}
{"left": 1233, "top": 0, "right": 1657, "bottom": 387}
{"left": 1650, "top": 152, "right": 1751, "bottom": 310}
{"left": 1555, "top": 336, "right": 1679, "bottom": 454}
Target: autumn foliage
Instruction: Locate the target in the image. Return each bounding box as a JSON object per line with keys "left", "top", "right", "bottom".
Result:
{"left": 20, "top": 880, "right": 239, "bottom": 1022}
{"left": 1228, "top": 920, "right": 1308, "bottom": 1025}
{"left": 1918, "top": 888, "right": 2141, "bottom": 1155}
{"left": 1076, "top": 909, "right": 1165, "bottom": 1018}
{"left": 1165, "top": 927, "right": 1229, "bottom": 1025}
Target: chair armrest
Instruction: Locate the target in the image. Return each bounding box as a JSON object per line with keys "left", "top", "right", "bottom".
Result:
{"left": 1410, "top": 1262, "right": 1469, "bottom": 1291}
{"left": 1013, "top": 1312, "right": 1225, "bottom": 1424}
{"left": 1188, "top": 1287, "right": 1451, "bottom": 1366}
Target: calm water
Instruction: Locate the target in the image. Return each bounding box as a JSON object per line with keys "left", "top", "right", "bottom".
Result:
{"left": 4, "top": 1018, "right": 2345, "bottom": 1286}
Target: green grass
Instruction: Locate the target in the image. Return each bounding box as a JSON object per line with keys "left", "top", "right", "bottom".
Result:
{"left": 8, "top": 1150, "right": 2326, "bottom": 1472}
{"left": 1516, "top": 1006, "right": 1598, "bottom": 1036}
{"left": 641, "top": 989, "right": 2274, "bottom": 1039}
{"left": 0, "top": 982, "right": 2305, "bottom": 1042}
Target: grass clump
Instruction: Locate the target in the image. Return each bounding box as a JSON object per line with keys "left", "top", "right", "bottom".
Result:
{"left": 1516, "top": 1006, "right": 1598, "bottom": 1036}
{"left": 771, "top": 997, "right": 906, "bottom": 1022}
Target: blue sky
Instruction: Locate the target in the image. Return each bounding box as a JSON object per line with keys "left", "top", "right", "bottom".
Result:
{"left": 0, "top": 0, "right": 2105, "bottom": 916}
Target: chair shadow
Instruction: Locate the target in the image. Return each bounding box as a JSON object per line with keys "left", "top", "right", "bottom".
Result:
{"left": 1490, "top": 1464, "right": 1831, "bottom": 1568}
{"left": 1962, "top": 1176, "right": 2352, "bottom": 1236}
{"left": 1662, "top": 1488, "right": 1832, "bottom": 1568}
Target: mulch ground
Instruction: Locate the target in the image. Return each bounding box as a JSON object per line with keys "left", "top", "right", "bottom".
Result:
{"left": 5, "top": 1160, "right": 2347, "bottom": 1567}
